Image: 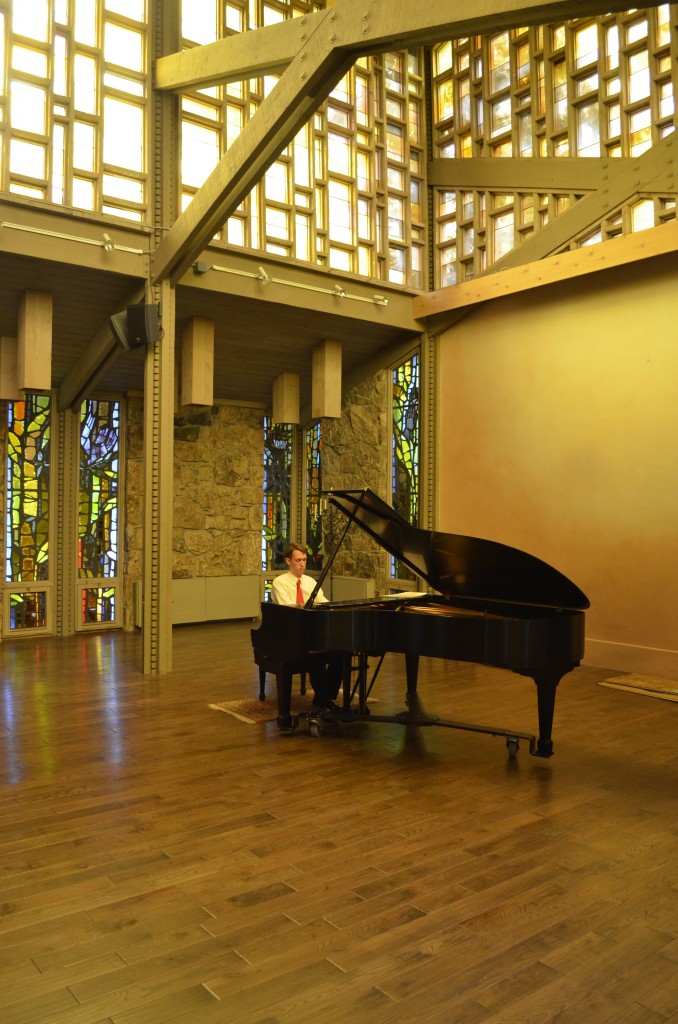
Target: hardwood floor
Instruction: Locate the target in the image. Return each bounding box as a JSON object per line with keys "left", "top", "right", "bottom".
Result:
{"left": 1, "top": 621, "right": 678, "bottom": 1023}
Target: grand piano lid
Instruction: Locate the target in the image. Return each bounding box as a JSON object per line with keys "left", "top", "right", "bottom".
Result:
{"left": 326, "top": 488, "right": 590, "bottom": 611}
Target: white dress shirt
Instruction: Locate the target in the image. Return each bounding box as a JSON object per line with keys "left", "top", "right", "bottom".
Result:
{"left": 270, "top": 571, "right": 328, "bottom": 606}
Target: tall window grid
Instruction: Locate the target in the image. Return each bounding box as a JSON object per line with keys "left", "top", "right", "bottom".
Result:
{"left": 433, "top": 6, "right": 677, "bottom": 285}
{"left": 0, "top": 0, "right": 148, "bottom": 219}
{"left": 180, "top": 3, "right": 426, "bottom": 288}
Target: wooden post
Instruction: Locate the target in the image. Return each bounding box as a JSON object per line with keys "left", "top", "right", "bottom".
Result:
{"left": 181, "top": 316, "right": 214, "bottom": 405}
{"left": 18, "top": 291, "right": 53, "bottom": 391}
{"left": 0, "top": 337, "right": 21, "bottom": 399}
{"left": 312, "top": 338, "right": 342, "bottom": 419}
{"left": 272, "top": 372, "right": 300, "bottom": 424}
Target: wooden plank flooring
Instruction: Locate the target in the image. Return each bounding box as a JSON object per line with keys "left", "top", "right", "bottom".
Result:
{"left": 1, "top": 621, "right": 678, "bottom": 1023}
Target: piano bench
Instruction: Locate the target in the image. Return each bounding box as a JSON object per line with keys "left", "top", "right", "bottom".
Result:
{"left": 258, "top": 665, "right": 307, "bottom": 702}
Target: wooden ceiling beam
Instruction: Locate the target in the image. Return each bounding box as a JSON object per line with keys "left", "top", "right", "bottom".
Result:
{"left": 151, "top": 0, "right": 644, "bottom": 287}
{"left": 414, "top": 219, "right": 678, "bottom": 320}
{"left": 155, "top": 13, "right": 327, "bottom": 92}
{"left": 488, "top": 131, "right": 678, "bottom": 272}
{"left": 156, "top": 0, "right": 642, "bottom": 93}
{"left": 429, "top": 156, "right": 615, "bottom": 192}
{"left": 151, "top": 7, "right": 358, "bottom": 286}
{"left": 57, "top": 286, "right": 146, "bottom": 411}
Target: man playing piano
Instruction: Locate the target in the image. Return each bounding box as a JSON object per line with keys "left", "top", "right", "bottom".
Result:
{"left": 270, "top": 543, "right": 343, "bottom": 711}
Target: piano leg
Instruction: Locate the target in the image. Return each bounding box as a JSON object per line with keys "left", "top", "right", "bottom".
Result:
{"left": 339, "top": 652, "right": 353, "bottom": 709}
{"left": 395, "top": 653, "right": 439, "bottom": 724}
{"left": 276, "top": 669, "right": 294, "bottom": 731}
{"left": 533, "top": 673, "right": 561, "bottom": 758}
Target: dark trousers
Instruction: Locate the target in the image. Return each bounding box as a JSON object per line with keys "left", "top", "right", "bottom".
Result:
{"left": 307, "top": 652, "right": 343, "bottom": 706}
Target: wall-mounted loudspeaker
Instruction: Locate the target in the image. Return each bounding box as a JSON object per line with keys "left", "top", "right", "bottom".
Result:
{"left": 109, "top": 302, "right": 161, "bottom": 352}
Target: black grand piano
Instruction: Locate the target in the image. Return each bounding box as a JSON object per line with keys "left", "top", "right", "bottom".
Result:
{"left": 251, "top": 488, "right": 589, "bottom": 758}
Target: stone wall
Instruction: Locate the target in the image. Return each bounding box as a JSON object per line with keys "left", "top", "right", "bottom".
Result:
{"left": 1, "top": 370, "right": 390, "bottom": 636}
{"left": 124, "top": 400, "right": 264, "bottom": 624}
{"left": 322, "top": 370, "right": 392, "bottom": 595}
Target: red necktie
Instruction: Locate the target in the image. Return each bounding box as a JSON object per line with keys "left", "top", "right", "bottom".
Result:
{"left": 296, "top": 579, "right": 304, "bottom": 605}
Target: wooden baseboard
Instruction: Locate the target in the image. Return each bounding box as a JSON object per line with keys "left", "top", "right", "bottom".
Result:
{"left": 584, "top": 637, "right": 678, "bottom": 681}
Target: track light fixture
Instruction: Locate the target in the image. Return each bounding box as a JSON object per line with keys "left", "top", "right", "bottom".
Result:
{"left": 190, "top": 261, "right": 393, "bottom": 309}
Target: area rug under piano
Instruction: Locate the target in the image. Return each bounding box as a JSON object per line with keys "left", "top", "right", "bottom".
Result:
{"left": 210, "top": 694, "right": 377, "bottom": 724}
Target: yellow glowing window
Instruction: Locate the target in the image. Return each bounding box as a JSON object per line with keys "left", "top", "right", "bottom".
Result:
{"left": 10, "top": 138, "right": 46, "bottom": 178}
{"left": 328, "top": 179, "right": 353, "bottom": 245}
{"left": 183, "top": 0, "right": 217, "bottom": 44}
{"left": 182, "top": 120, "right": 219, "bottom": 186}
{"left": 105, "top": 24, "right": 143, "bottom": 71}
{"left": 103, "top": 98, "right": 143, "bottom": 171}
{"left": 10, "top": 82, "right": 47, "bottom": 134}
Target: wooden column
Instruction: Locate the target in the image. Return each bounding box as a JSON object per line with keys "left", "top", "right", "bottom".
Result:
{"left": 0, "top": 337, "right": 21, "bottom": 399}
{"left": 312, "top": 338, "right": 342, "bottom": 419}
{"left": 142, "top": 278, "right": 175, "bottom": 675}
{"left": 181, "top": 316, "right": 214, "bottom": 406}
{"left": 272, "top": 372, "right": 300, "bottom": 424}
{"left": 141, "top": 0, "right": 180, "bottom": 674}
{"left": 55, "top": 407, "right": 80, "bottom": 637}
{"left": 18, "top": 291, "right": 53, "bottom": 391}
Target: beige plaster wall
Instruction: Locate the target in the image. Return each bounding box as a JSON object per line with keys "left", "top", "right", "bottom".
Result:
{"left": 437, "top": 253, "right": 678, "bottom": 678}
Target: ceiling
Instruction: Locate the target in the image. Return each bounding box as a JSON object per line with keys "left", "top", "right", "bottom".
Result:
{"left": 0, "top": 247, "right": 421, "bottom": 412}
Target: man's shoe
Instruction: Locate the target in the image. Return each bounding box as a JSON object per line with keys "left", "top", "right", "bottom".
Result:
{"left": 311, "top": 699, "right": 340, "bottom": 714}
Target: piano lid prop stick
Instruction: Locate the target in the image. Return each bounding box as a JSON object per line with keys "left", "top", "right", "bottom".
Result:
{"left": 306, "top": 496, "right": 361, "bottom": 607}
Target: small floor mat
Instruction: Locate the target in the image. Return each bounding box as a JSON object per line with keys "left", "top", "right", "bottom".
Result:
{"left": 208, "top": 695, "right": 316, "bottom": 723}
{"left": 599, "top": 674, "right": 678, "bottom": 702}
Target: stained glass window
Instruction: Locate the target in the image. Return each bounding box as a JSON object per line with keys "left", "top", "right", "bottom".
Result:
{"left": 4, "top": 394, "right": 51, "bottom": 631}
{"left": 392, "top": 353, "right": 419, "bottom": 580}
{"left": 305, "top": 421, "right": 323, "bottom": 570}
{"left": 262, "top": 416, "right": 293, "bottom": 571}
{"left": 79, "top": 399, "right": 120, "bottom": 624}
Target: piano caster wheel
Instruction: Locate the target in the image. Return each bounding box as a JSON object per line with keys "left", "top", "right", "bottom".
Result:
{"left": 309, "top": 720, "right": 323, "bottom": 737}
{"left": 506, "top": 737, "right": 519, "bottom": 759}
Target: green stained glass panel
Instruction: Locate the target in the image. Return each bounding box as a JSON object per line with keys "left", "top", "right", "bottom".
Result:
{"left": 81, "top": 586, "right": 116, "bottom": 624}
{"left": 8, "top": 590, "right": 47, "bottom": 631}
{"left": 79, "top": 399, "right": 120, "bottom": 580}
{"left": 262, "top": 417, "right": 293, "bottom": 571}
{"left": 305, "top": 422, "right": 323, "bottom": 570}
{"left": 392, "top": 353, "right": 420, "bottom": 580}
{"left": 5, "top": 395, "right": 51, "bottom": 584}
